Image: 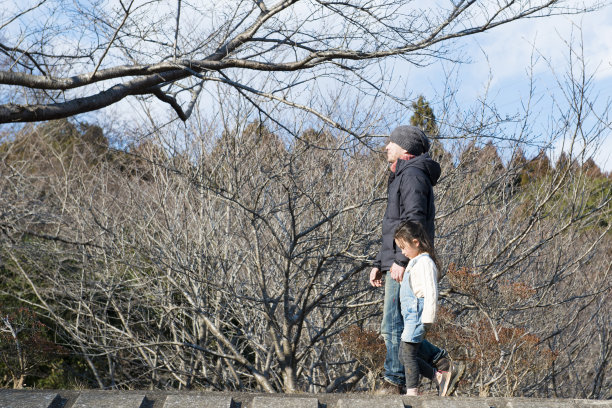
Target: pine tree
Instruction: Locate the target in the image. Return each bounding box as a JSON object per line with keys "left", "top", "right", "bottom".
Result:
{"left": 582, "top": 157, "right": 602, "bottom": 178}
{"left": 410, "top": 95, "right": 448, "bottom": 163}
{"left": 410, "top": 95, "right": 439, "bottom": 136}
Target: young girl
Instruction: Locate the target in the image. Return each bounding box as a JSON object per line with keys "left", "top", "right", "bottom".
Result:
{"left": 394, "top": 220, "right": 451, "bottom": 396}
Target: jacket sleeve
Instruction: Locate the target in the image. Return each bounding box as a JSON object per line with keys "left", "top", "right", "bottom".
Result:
{"left": 394, "top": 173, "right": 430, "bottom": 266}
{"left": 399, "top": 172, "right": 429, "bottom": 228}
{"left": 374, "top": 249, "right": 382, "bottom": 269}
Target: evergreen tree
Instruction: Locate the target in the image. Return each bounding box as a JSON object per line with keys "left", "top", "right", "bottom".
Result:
{"left": 410, "top": 95, "right": 438, "bottom": 136}
{"left": 582, "top": 157, "right": 602, "bottom": 178}
{"left": 509, "top": 148, "right": 529, "bottom": 187}
{"left": 528, "top": 149, "right": 552, "bottom": 179}
{"left": 409, "top": 95, "right": 449, "bottom": 164}
{"left": 555, "top": 151, "right": 571, "bottom": 172}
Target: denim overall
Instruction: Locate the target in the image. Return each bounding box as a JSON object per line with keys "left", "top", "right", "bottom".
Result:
{"left": 399, "top": 257, "right": 426, "bottom": 344}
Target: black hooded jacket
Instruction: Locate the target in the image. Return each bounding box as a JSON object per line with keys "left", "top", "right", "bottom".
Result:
{"left": 374, "top": 153, "right": 441, "bottom": 271}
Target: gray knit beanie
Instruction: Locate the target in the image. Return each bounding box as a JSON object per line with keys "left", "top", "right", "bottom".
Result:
{"left": 389, "top": 125, "right": 430, "bottom": 155}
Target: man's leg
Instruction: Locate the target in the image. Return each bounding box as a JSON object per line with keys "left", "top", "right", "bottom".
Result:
{"left": 381, "top": 271, "right": 405, "bottom": 386}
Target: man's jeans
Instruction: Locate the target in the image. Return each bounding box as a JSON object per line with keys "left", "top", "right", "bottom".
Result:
{"left": 381, "top": 271, "right": 446, "bottom": 386}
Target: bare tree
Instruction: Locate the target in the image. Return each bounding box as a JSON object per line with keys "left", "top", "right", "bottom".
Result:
{"left": 1, "top": 29, "right": 610, "bottom": 398}
{"left": 0, "top": 0, "right": 601, "bottom": 123}
{"left": 426, "top": 42, "right": 612, "bottom": 397}
{"left": 0, "top": 96, "right": 388, "bottom": 391}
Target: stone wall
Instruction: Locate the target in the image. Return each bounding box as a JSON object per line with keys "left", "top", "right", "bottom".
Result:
{"left": 1, "top": 390, "right": 611, "bottom": 408}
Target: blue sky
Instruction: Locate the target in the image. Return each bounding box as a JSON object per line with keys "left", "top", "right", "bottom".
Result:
{"left": 395, "top": 4, "right": 612, "bottom": 172}
{"left": 2, "top": 1, "right": 610, "bottom": 172}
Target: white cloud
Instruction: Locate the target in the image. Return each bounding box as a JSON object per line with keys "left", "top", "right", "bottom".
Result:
{"left": 397, "top": 3, "right": 612, "bottom": 173}
{"left": 468, "top": 5, "right": 612, "bottom": 84}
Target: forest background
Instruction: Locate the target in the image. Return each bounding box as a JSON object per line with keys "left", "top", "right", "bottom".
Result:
{"left": 0, "top": 0, "right": 611, "bottom": 400}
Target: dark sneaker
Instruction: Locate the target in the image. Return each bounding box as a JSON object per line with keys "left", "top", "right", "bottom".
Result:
{"left": 434, "top": 355, "right": 451, "bottom": 372}
{"left": 375, "top": 380, "right": 404, "bottom": 395}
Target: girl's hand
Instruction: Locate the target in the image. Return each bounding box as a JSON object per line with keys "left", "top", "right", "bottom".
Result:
{"left": 390, "top": 263, "right": 406, "bottom": 283}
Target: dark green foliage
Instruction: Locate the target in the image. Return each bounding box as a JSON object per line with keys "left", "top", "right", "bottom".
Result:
{"left": 410, "top": 95, "right": 438, "bottom": 136}
{"left": 409, "top": 96, "right": 449, "bottom": 163}
{"left": 0, "top": 308, "right": 67, "bottom": 388}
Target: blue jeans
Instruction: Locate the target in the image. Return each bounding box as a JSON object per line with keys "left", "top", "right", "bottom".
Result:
{"left": 381, "top": 271, "right": 446, "bottom": 386}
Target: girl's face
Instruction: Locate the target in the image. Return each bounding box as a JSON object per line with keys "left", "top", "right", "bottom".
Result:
{"left": 395, "top": 238, "right": 421, "bottom": 259}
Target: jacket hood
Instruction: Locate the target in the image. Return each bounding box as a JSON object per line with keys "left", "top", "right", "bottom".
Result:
{"left": 395, "top": 153, "right": 441, "bottom": 186}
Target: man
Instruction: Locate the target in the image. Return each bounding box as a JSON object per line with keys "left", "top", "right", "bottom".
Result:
{"left": 370, "top": 125, "right": 457, "bottom": 395}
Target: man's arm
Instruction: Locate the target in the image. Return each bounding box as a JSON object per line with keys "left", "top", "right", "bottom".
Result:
{"left": 390, "top": 173, "right": 430, "bottom": 282}
{"left": 370, "top": 244, "right": 383, "bottom": 287}
{"left": 399, "top": 174, "right": 429, "bottom": 228}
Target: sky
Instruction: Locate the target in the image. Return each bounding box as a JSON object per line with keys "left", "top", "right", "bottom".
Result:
{"left": 2, "top": 1, "right": 610, "bottom": 171}
{"left": 113, "top": 1, "right": 612, "bottom": 172}
{"left": 397, "top": 3, "right": 612, "bottom": 172}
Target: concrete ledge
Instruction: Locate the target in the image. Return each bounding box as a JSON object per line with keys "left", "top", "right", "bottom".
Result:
{"left": 337, "top": 397, "right": 404, "bottom": 408}
{"left": 507, "top": 399, "right": 577, "bottom": 408}
{"left": 252, "top": 396, "right": 319, "bottom": 408}
{"left": 0, "top": 391, "right": 61, "bottom": 408}
{"left": 0, "top": 390, "right": 610, "bottom": 408}
{"left": 420, "top": 398, "right": 497, "bottom": 408}
{"left": 71, "top": 392, "right": 146, "bottom": 408}
{"left": 163, "top": 394, "right": 233, "bottom": 408}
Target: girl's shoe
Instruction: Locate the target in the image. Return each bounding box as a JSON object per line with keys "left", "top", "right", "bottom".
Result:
{"left": 435, "top": 369, "right": 452, "bottom": 396}
{"left": 405, "top": 387, "right": 419, "bottom": 396}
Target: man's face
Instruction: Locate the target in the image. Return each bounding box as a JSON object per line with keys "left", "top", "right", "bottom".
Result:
{"left": 385, "top": 141, "right": 407, "bottom": 163}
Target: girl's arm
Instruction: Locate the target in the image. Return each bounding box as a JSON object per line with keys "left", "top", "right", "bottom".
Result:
{"left": 414, "top": 256, "right": 438, "bottom": 324}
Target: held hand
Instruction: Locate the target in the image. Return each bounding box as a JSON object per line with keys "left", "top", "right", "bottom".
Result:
{"left": 369, "top": 267, "right": 383, "bottom": 287}
{"left": 390, "top": 263, "right": 406, "bottom": 283}
{"left": 423, "top": 323, "right": 433, "bottom": 332}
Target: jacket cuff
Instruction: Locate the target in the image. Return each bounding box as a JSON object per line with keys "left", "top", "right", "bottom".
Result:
{"left": 395, "top": 259, "right": 408, "bottom": 268}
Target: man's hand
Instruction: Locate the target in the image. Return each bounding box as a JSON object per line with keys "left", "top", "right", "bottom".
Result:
{"left": 369, "top": 267, "right": 383, "bottom": 287}
{"left": 390, "top": 262, "right": 406, "bottom": 283}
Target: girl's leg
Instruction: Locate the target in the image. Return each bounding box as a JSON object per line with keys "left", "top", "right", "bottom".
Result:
{"left": 416, "top": 345, "right": 452, "bottom": 396}
{"left": 399, "top": 341, "right": 420, "bottom": 391}
{"left": 416, "top": 355, "right": 436, "bottom": 381}
{"left": 418, "top": 339, "right": 450, "bottom": 370}
{"left": 401, "top": 342, "right": 444, "bottom": 395}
